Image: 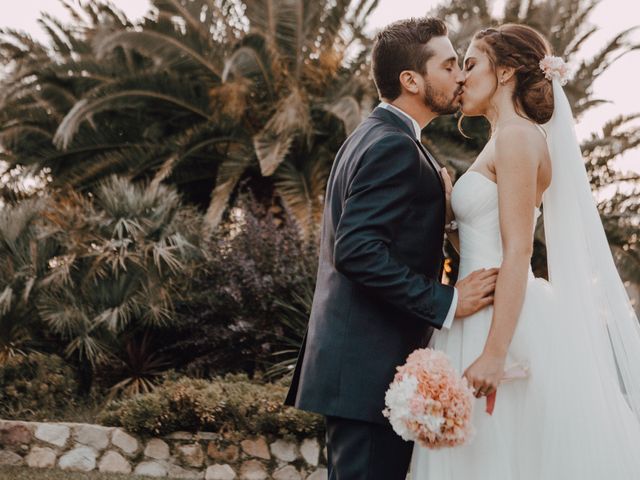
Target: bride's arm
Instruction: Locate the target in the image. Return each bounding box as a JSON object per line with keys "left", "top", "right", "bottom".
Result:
{"left": 463, "top": 124, "right": 542, "bottom": 397}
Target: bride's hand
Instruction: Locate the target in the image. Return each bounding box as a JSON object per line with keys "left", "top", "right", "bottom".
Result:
{"left": 463, "top": 352, "right": 506, "bottom": 398}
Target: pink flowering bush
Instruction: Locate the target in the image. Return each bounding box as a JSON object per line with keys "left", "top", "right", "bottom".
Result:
{"left": 383, "top": 348, "right": 475, "bottom": 449}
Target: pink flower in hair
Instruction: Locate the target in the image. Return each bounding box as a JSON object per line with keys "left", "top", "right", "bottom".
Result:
{"left": 539, "top": 55, "right": 570, "bottom": 86}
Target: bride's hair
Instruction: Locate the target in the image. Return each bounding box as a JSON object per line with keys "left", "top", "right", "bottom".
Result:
{"left": 474, "top": 24, "right": 554, "bottom": 124}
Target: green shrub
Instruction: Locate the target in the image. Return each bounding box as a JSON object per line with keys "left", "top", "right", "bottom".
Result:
{"left": 97, "top": 374, "right": 323, "bottom": 439}
{"left": 37, "top": 177, "right": 204, "bottom": 395}
{"left": 0, "top": 352, "right": 79, "bottom": 420}
{"left": 164, "top": 194, "right": 318, "bottom": 378}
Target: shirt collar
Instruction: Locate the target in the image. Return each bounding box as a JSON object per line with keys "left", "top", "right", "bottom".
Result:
{"left": 378, "top": 102, "right": 422, "bottom": 140}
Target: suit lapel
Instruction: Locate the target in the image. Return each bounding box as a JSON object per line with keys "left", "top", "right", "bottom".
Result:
{"left": 369, "top": 107, "right": 416, "bottom": 138}
{"left": 370, "top": 107, "right": 445, "bottom": 195}
{"left": 414, "top": 140, "right": 445, "bottom": 194}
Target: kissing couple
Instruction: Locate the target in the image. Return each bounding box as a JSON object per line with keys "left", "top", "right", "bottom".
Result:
{"left": 285, "top": 17, "right": 640, "bottom": 480}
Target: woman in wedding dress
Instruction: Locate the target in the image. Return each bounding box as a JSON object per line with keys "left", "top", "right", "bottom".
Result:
{"left": 410, "top": 24, "right": 640, "bottom": 479}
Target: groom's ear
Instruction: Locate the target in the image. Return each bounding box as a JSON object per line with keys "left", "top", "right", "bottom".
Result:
{"left": 398, "top": 70, "right": 420, "bottom": 95}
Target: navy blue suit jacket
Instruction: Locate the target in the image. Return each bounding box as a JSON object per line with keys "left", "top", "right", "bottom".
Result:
{"left": 284, "top": 106, "right": 455, "bottom": 424}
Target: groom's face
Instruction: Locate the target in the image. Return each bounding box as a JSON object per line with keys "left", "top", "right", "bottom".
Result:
{"left": 416, "top": 36, "right": 465, "bottom": 115}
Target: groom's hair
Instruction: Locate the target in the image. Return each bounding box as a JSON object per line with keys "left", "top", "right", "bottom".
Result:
{"left": 371, "top": 17, "right": 448, "bottom": 100}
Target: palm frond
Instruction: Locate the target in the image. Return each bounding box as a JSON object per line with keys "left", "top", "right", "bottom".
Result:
{"left": 253, "top": 88, "right": 311, "bottom": 176}
{"left": 202, "top": 142, "right": 254, "bottom": 233}
{"left": 54, "top": 90, "right": 210, "bottom": 149}
{"left": 94, "top": 29, "right": 222, "bottom": 78}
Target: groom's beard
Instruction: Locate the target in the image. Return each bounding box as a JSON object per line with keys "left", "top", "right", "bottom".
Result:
{"left": 423, "top": 81, "right": 460, "bottom": 115}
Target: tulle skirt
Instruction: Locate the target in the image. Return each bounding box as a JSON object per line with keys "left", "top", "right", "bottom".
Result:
{"left": 410, "top": 273, "right": 640, "bottom": 479}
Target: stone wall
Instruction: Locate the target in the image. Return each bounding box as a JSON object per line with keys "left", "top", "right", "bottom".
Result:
{"left": 0, "top": 419, "right": 327, "bottom": 479}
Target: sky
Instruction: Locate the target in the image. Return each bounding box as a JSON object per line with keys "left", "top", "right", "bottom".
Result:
{"left": 2, "top": 0, "right": 639, "bottom": 174}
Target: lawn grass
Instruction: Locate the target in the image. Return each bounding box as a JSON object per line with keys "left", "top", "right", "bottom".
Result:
{"left": 2, "top": 393, "right": 111, "bottom": 425}
{"left": 0, "top": 465, "right": 158, "bottom": 479}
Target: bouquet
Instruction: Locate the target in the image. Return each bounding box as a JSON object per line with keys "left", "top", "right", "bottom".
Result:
{"left": 383, "top": 348, "right": 531, "bottom": 449}
{"left": 382, "top": 348, "right": 475, "bottom": 449}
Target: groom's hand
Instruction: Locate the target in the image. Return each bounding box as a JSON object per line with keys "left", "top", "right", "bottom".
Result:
{"left": 454, "top": 268, "right": 499, "bottom": 318}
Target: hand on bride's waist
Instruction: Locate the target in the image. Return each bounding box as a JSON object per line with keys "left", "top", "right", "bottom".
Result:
{"left": 454, "top": 267, "right": 499, "bottom": 319}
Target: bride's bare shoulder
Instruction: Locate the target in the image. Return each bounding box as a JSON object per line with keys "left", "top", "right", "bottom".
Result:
{"left": 493, "top": 120, "right": 552, "bottom": 194}
{"left": 495, "top": 120, "right": 547, "bottom": 150}
{"left": 494, "top": 120, "right": 549, "bottom": 167}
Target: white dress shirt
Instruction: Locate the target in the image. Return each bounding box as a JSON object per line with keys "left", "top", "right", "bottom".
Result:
{"left": 378, "top": 102, "right": 458, "bottom": 330}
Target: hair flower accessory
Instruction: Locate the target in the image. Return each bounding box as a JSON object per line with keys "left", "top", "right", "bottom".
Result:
{"left": 539, "top": 55, "right": 570, "bottom": 86}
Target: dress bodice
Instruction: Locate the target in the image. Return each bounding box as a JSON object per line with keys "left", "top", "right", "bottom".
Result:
{"left": 451, "top": 171, "right": 540, "bottom": 278}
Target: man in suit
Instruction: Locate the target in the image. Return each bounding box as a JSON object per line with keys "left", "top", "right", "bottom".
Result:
{"left": 285, "top": 17, "right": 499, "bottom": 479}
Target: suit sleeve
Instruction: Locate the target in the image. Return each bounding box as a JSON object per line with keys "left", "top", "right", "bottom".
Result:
{"left": 333, "top": 134, "right": 454, "bottom": 329}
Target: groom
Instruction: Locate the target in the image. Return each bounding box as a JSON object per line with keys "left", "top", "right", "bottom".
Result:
{"left": 285, "top": 17, "right": 498, "bottom": 479}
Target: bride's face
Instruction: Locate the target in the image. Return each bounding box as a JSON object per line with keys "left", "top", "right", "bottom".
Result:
{"left": 460, "top": 40, "right": 498, "bottom": 116}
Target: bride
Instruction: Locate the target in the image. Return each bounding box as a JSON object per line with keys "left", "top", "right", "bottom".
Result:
{"left": 410, "top": 24, "right": 640, "bottom": 479}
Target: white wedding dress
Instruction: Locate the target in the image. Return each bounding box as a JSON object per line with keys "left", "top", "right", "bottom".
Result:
{"left": 409, "top": 169, "right": 640, "bottom": 479}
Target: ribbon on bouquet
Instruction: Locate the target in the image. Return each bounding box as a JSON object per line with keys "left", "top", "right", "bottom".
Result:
{"left": 485, "top": 363, "right": 530, "bottom": 415}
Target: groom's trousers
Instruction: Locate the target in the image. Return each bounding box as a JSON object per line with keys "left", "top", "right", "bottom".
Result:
{"left": 325, "top": 415, "right": 413, "bottom": 480}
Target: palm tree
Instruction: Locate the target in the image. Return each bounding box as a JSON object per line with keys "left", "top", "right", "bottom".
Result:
{"left": 0, "top": 0, "right": 378, "bottom": 239}
{"left": 426, "top": 0, "right": 640, "bottom": 283}
{"left": 0, "top": 2, "right": 155, "bottom": 190}
{"left": 0, "top": 198, "right": 57, "bottom": 363}
{"left": 37, "top": 176, "right": 203, "bottom": 392}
